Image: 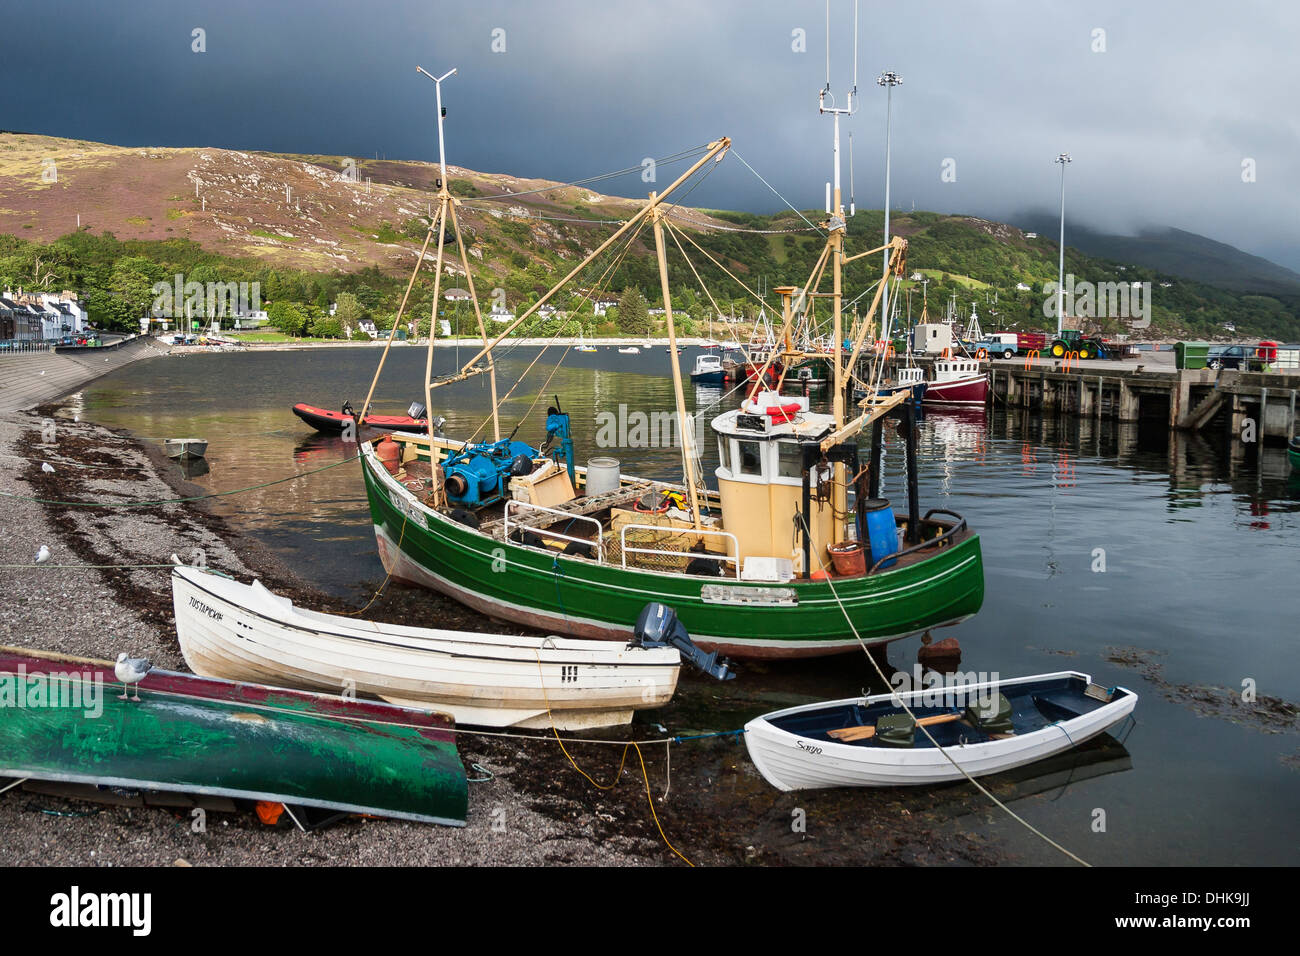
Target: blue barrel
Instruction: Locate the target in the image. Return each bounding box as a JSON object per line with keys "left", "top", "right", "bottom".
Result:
{"left": 860, "top": 498, "right": 899, "bottom": 570}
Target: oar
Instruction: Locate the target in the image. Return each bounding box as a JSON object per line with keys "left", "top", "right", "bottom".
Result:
{"left": 827, "top": 712, "right": 962, "bottom": 742}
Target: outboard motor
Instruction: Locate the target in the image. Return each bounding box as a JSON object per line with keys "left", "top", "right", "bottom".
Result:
{"left": 632, "top": 602, "right": 735, "bottom": 681}
{"left": 408, "top": 401, "right": 427, "bottom": 420}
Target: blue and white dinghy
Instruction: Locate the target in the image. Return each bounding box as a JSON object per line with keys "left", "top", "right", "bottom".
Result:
{"left": 743, "top": 671, "right": 1137, "bottom": 790}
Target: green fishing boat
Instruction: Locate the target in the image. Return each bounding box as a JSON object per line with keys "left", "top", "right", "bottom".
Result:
{"left": 1289, "top": 437, "right": 1300, "bottom": 470}
{"left": 0, "top": 647, "right": 467, "bottom": 826}
{"left": 353, "top": 78, "right": 983, "bottom": 660}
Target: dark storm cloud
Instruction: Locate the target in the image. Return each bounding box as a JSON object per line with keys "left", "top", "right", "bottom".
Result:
{"left": 5, "top": 0, "right": 1298, "bottom": 268}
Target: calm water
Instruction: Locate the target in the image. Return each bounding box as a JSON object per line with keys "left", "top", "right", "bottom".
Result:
{"left": 72, "top": 345, "right": 1300, "bottom": 865}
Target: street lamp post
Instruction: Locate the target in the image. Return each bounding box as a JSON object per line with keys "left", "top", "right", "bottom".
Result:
{"left": 1054, "top": 152, "right": 1071, "bottom": 337}
{"left": 878, "top": 71, "right": 902, "bottom": 334}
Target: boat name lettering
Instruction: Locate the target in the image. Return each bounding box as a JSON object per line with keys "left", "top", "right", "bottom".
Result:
{"left": 795, "top": 740, "right": 822, "bottom": 755}
{"left": 188, "top": 596, "right": 224, "bottom": 621}
{"left": 700, "top": 584, "right": 798, "bottom": 607}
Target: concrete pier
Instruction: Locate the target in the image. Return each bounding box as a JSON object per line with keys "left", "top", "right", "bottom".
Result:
{"left": 888, "top": 353, "right": 1299, "bottom": 444}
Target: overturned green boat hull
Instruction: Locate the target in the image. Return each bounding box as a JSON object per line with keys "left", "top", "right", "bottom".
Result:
{"left": 362, "top": 449, "right": 984, "bottom": 659}
{"left": 0, "top": 648, "right": 467, "bottom": 826}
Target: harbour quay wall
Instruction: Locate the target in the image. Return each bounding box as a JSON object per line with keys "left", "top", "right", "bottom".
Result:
{"left": 0, "top": 335, "right": 170, "bottom": 413}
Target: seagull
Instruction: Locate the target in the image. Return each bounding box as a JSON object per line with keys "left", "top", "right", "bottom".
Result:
{"left": 115, "top": 653, "right": 153, "bottom": 701}
{"left": 41, "top": 462, "right": 54, "bottom": 473}
{"left": 35, "top": 545, "right": 50, "bottom": 564}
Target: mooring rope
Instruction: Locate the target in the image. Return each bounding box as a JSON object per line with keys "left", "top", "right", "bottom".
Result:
{"left": 533, "top": 652, "right": 694, "bottom": 866}
{"left": 1, "top": 453, "right": 362, "bottom": 508}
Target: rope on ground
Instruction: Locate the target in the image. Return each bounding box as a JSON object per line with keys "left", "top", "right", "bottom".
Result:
{"left": 534, "top": 652, "right": 693, "bottom": 866}
{"left": 0, "top": 453, "right": 362, "bottom": 508}
{"left": 339, "top": 509, "right": 409, "bottom": 617}
{"left": 797, "top": 513, "right": 1092, "bottom": 867}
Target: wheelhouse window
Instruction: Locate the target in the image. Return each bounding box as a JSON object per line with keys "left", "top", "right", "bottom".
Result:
{"left": 776, "top": 441, "right": 804, "bottom": 479}
{"left": 737, "top": 440, "right": 764, "bottom": 477}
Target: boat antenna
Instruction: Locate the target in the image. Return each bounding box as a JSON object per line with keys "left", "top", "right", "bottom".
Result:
{"left": 848, "top": 131, "right": 856, "bottom": 217}
{"left": 416, "top": 66, "right": 457, "bottom": 183}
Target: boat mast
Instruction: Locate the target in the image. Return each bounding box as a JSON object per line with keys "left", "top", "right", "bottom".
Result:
{"left": 417, "top": 66, "right": 501, "bottom": 443}
{"left": 650, "top": 199, "right": 703, "bottom": 529}
{"left": 819, "top": 0, "right": 858, "bottom": 523}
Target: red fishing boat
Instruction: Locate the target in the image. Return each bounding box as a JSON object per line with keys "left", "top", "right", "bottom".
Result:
{"left": 922, "top": 356, "right": 989, "bottom": 406}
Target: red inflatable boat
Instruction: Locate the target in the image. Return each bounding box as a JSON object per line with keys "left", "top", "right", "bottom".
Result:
{"left": 292, "top": 402, "right": 427, "bottom": 434}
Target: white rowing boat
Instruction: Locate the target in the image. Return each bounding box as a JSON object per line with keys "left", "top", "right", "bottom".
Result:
{"left": 164, "top": 438, "right": 208, "bottom": 460}
{"left": 744, "top": 671, "right": 1137, "bottom": 790}
{"left": 171, "top": 566, "right": 683, "bottom": 730}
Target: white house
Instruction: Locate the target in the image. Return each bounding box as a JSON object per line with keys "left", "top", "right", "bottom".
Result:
{"left": 593, "top": 299, "right": 618, "bottom": 317}
{"left": 444, "top": 288, "right": 472, "bottom": 303}
{"left": 2, "top": 289, "right": 88, "bottom": 340}
{"left": 1015, "top": 282, "right": 1031, "bottom": 292}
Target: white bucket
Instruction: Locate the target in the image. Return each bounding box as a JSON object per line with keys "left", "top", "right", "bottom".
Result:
{"left": 585, "top": 457, "right": 621, "bottom": 496}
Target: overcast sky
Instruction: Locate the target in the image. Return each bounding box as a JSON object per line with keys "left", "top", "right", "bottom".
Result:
{"left": 6, "top": 0, "right": 1299, "bottom": 269}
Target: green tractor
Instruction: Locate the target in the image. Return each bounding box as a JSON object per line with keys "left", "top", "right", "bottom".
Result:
{"left": 1049, "top": 328, "right": 1110, "bottom": 360}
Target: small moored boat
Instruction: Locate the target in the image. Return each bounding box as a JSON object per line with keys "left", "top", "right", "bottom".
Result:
{"left": 292, "top": 401, "right": 427, "bottom": 435}
{"left": 744, "top": 671, "right": 1137, "bottom": 790}
{"left": 171, "top": 566, "right": 722, "bottom": 730}
{"left": 923, "top": 355, "right": 988, "bottom": 406}
{"left": 0, "top": 646, "right": 467, "bottom": 826}
{"left": 1289, "top": 437, "right": 1300, "bottom": 470}
{"left": 690, "top": 352, "right": 725, "bottom": 385}
{"left": 164, "top": 438, "right": 207, "bottom": 460}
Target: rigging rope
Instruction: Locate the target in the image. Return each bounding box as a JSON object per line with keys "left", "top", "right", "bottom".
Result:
{"left": 1, "top": 454, "right": 363, "bottom": 508}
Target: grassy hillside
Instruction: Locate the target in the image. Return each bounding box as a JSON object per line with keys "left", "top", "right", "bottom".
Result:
{"left": 2, "top": 133, "right": 1296, "bottom": 341}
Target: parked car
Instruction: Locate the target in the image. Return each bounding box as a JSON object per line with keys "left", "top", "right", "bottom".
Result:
{"left": 1207, "top": 345, "right": 1253, "bottom": 370}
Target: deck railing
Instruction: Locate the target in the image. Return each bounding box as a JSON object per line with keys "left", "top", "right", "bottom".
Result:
{"left": 504, "top": 499, "right": 606, "bottom": 563}
{"left": 618, "top": 523, "right": 740, "bottom": 579}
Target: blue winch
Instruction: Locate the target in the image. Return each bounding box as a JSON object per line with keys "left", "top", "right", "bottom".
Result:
{"left": 441, "top": 438, "right": 539, "bottom": 508}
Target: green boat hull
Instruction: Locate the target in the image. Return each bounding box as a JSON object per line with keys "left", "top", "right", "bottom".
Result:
{"left": 0, "top": 649, "right": 467, "bottom": 826}
{"left": 362, "top": 452, "right": 984, "bottom": 659}
{"left": 1289, "top": 446, "right": 1300, "bottom": 470}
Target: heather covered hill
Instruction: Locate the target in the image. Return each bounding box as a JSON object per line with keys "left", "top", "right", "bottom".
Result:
{"left": 2, "top": 133, "right": 1297, "bottom": 340}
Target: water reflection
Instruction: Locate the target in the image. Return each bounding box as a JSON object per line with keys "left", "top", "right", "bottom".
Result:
{"left": 71, "top": 347, "right": 1300, "bottom": 864}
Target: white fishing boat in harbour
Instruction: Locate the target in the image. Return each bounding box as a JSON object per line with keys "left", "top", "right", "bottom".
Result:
{"left": 743, "top": 671, "right": 1137, "bottom": 790}
{"left": 170, "top": 566, "right": 730, "bottom": 730}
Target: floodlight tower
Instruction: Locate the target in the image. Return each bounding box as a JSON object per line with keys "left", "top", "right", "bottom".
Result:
{"left": 1054, "top": 153, "right": 1072, "bottom": 337}
{"left": 877, "top": 70, "right": 902, "bottom": 332}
